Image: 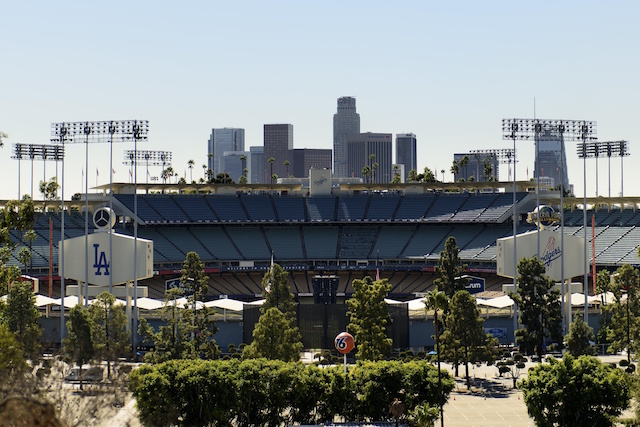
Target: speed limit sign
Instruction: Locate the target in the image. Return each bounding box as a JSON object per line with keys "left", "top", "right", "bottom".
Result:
{"left": 334, "top": 332, "right": 355, "bottom": 355}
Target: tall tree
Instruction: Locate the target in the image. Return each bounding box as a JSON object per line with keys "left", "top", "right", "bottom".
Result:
{"left": 244, "top": 263, "right": 302, "bottom": 361}
{"left": 64, "top": 305, "right": 95, "bottom": 390}
{"left": 346, "top": 276, "right": 392, "bottom": 361}
{"left": 284, "top": 160, "right": 290, "bottom": 177}
{"left": 442, "top": 290, "right": 489, "bottom": 389}
{"left": 511, "top": 257, "right": 562, "bottom": 358}
{"left": 180, "top": 251, "right": 219, "bottom": 359}
{"left": 268, "top": 157, "right": 275, "bottom": 186}
{"left": 407, "top": 169, "right": 418, "bottom": 182}
{"left": 434, "top": 237, "right": 469, "bottom": 299}
{"left": 362, "top": 165, "right": 371, "bottom": 183}
{"left": 450, "top": 160, "right": 459, "bottom": 182}
{"left": 603, "top": 264, "right": 640, "bottom": 363}
{"left": 243, "top": 307, "right": 302, "bottom": 361}
{"left": 425, "top": 290, "right": 448, "bottom": 427}
{"left": 565, "top": 314, "right": 596, "bottom": 357}
{"left": 138, "top": 287, "right": 191, "bottom": 362}
{"left": 187, "top": 159, "right": 195, "bottom": 183}
{"left": 392, "top": 165, "right": 401, "bottom": 183}
{"left": 423, "top": 167, "right": 436, "bottom": 183}
{"left": 521, "top": 354, "right": 630, "bottom": 427}
{"left": 2, "top": 281, "right": 41, "bottom": 362}
{"left": 88, "top": 292, "right": 128, "bottom": 379}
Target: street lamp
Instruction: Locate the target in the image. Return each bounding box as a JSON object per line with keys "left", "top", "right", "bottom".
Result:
{"left": 51, "top": 120, "right": 148, "bottom": 343}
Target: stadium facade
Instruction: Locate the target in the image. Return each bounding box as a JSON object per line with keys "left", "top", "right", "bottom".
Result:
{"left": 12, "top": 180, "right": 640, "bottom": 303}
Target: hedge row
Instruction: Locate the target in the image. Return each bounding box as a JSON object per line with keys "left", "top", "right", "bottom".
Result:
{"left": 129, "top": 358, "right": 454, "bottom": 427}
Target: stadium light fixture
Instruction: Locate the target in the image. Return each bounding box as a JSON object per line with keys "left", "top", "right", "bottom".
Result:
{"left": 51, "top": 120, "right": 148, "bottom": 344}
{"left": 504, "top": 118, "right": 596, "bottom": 332}
{"left": 577, "top": 140, "right": 629, "bottom": 198}
{"left": 12, "top": 143, "right": 64, "bottom": 200}
{"left": 467, "top": 148, "right": 515, "bottom": 181}
{"left": 123, "top": 149, "right": 172, "bottom": 184}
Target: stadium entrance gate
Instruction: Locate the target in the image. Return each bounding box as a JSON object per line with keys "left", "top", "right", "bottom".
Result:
{"left": 243, "top": 304, "right": 409, "bottom": 350}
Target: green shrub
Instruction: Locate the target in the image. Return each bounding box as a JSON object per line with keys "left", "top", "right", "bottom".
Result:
{"left": 129, "top": 359, "right": 453, "bottom": 426}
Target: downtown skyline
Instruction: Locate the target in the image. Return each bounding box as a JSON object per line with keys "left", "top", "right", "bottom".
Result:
{"left": 1, "top": 1, "right": 638, "bottom": 200}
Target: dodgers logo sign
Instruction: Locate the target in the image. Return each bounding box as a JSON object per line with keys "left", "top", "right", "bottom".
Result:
{"left": 541, "top": 236, "right": 561, "bottom": 268}
{"left": 93, "top": 243, "right": 110, "bottom": 276}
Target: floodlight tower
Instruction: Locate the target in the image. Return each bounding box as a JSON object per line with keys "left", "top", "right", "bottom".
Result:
{"left": 51, "top": 120, "right": 148, "bottom": 349}
{"left": 12, "top": 144, "right": 65, "bottom": 200}
{"left": 468, "top": 148, "right": 515, "bottom": 181}
{"left": 592, "top": 140, "right": 629, "bottom": 198}
{"left": 572, "top": 121, "right": 597, "bottom": 323}
{"left": 123, "top": 150, "right": 172, "bottom": 186}
{"left": 51, "top": 121, "right": 148, "bottom": 304}
{"left": 501, "top": 120, "right": 520, "bottom": 343}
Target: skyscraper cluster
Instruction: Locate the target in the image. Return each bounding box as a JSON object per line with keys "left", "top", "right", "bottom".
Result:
{"left": 206, "top": 96, "right": 418, "bottom": 184}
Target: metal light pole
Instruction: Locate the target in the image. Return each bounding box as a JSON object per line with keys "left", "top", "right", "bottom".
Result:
{"left": 51, "top": 121, "right": 148, "bottom": 323}
{"left": 573, "top": 121, "right": 598, "bottom": 324}
{"left": 502, "top": 119, "right": 594, "bottom": 333}
{"left": 502, "top": 120, "right": 520, "bottom": 344}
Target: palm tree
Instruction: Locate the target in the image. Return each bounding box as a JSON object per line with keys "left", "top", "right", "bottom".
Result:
{"left": 459, "top": 155, "right": 469, "bottom": 179}
{"left": 450, "top": 160, "right": 459, "bottom": 182}
{"left": 362, "top": 165, "right": 371, "bottom": 183}
{"left": 425, "top": 290, "right": 449, "bottom": 427}
{"left": 240, "top": 155, "right": 247, "bottom": 181}
{"left": 202, "top": 164, "right": 207, "bottom": 181}
{"left": 284, "top": 160, "right": 290, "bottom": 178}
{"left": 268, "top": 157, "right": 275, "bottom": 187}
{"left": 392, "top": 164, "right": 401, "bottom": 183}
{"left": 372, "top": 162, "right": 378, "bottom": 183}
{"left": 161, "top": 166, "right": 174, "bottom": 184}
{"left": 440, "top": 169, "right": 445, "bottom": 183}
{"left": 187, "top": 159, "right": 195, "bottom": 183}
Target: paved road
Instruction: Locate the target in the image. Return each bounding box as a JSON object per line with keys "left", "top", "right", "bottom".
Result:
{"left": 443, "top": 390, "right": 532, "bottom": 427}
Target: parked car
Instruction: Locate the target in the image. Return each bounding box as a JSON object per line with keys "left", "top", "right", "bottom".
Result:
{"left": 64, "top": 367, "right": 104, "bottom": 383}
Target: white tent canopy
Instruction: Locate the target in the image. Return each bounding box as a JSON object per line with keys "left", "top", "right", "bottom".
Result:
{"left": 205, "top": 298, "right": 245, "bottom": 311}
{"left": 135, "top": 297, "right": 164, "bottom": 311}
{"left": 476, "top": 295, "right": 514, "bottom": 309}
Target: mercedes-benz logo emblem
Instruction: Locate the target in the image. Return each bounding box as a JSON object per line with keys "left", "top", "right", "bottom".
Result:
{"left": 93, "top": 208, "right": 113, "bottom": 229}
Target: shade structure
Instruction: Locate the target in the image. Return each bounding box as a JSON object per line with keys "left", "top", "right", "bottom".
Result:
{"left": 135, "top": 297, "right": 164, "bottom": 311}
{"left": 405, "top": 297, "right": 427, "bottom": 311}
{"left": 476, "top": 295, "right": 514, "bottom": 309}
{"left": 35, "top": 295, "right": 59, "bottom": 307}
{"left": 205, "top": 298, "right": 245, "bottom": 311}
{"left": 245, "top": 299, "right": 266, "bottom": 306}
{"left": 165, "top": 297, "right": 205, "bottom": 309}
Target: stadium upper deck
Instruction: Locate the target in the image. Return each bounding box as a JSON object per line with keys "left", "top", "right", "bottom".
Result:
{"left": 10, "top": 185, "right": 640, "bottom": 275}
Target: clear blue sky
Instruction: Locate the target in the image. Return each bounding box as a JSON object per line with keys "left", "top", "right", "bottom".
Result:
{"left": 2, "top": 1, "right": 638, "bottom": 200}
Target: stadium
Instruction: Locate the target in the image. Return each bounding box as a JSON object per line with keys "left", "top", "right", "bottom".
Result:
{"left": 10, "top": 175, "right": 640, "bottom": 348}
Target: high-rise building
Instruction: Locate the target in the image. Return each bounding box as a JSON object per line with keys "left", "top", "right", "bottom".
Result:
{"left": 347, "top": 133, "right": 393, "bottom": 183}
{"left": 292, "top": 149, "right": 332, "bottom": 178}
{"left": 333, "top": 97, "right": 360, "bottom": 178}
{"left": 250, "top": 146, "right": 264, "bottom": 184}
{"left": 535, "top": 129, "right": 569, "bottom": 190}
{"left": 207, "top": 128, "right": 245, "bottom": 175}
{"left": 222, "top": 151, "right": 250, "bottom": 183}
{"left": 395, "top": 133, "right": 417, "bottom": 182}
{"left": 263, "top": 124, "right": 293, "bottom": 180}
